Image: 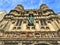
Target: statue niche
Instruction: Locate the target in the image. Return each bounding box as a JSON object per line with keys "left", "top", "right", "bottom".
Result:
{"left": 28, "top": 14, "right": 34, "bottom": 26}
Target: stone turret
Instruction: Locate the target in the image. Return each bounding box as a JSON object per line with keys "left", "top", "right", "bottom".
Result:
{"left": 15, "top": 4, "right": 24, "bottom": 11}
{"left": 8, "top": 4, "right": 24, "bottom": 16}
{"left": 40, "top": 4, "right": 49, "bottom": 10}
{"left": 40, "top": 4, "right": 55, "bottom": 15}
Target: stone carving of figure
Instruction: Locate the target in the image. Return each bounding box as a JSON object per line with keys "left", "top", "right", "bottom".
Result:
{"left": 28, "top": 14, "right": 34, "bottom": 26}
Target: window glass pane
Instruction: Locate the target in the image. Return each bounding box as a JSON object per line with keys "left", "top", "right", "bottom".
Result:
{"left": 16, "top": 19, "right": 22, "bottom": 26}
{"left": 40, "top": 19, "right": 47, "bottom": 26}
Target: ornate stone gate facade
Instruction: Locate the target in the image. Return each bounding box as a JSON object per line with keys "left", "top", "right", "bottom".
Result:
{"left": 0, "top": 4, "right": 60, "bottom": 45}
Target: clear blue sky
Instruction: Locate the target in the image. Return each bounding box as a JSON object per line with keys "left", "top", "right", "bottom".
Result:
{"left": 0, "top": 0, "right": 60, "bottom": 13}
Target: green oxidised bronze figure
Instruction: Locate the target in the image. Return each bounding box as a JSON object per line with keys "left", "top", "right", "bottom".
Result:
{"left": 28, "top": 14, "right": 34, "bottom": 26}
